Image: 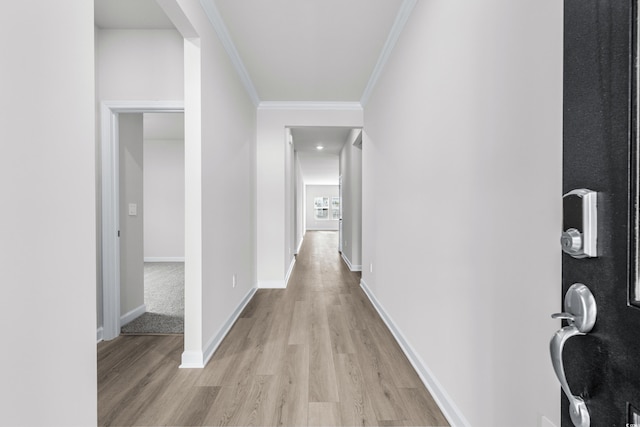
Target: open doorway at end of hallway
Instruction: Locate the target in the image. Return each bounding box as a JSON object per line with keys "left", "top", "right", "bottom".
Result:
{"left": 288, "top": 127, "right": 363, "bottom": 273}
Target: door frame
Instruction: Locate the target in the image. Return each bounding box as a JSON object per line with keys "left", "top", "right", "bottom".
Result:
{"left": 100, "top": 100, "right": 184, "bottom": 340}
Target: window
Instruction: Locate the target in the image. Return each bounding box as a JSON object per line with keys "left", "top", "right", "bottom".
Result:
{"left": 314, "top": 196, "right": 339, "bottom": 220}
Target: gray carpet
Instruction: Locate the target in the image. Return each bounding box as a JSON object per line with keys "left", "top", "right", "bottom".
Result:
{"left": 121, "top": 262, "right": 184, "bottom": 334}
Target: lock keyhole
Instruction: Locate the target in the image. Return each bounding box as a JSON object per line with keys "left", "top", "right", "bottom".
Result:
{"left": 561, "top": 228, "right": 582, "bottom": 254}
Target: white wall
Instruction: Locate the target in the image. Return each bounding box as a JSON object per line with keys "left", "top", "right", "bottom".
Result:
{"left": 119, "top": 114, "right": 145, "bottom": 318}
{"left": 339, "top": 129, "right": 362, "bottom": 270}
{"left": 306, "top": 185, "right": 340, "bottom": 231}
{"left": 257, "top": 107, "right": 363, "bottom": 288}
{"left": 0, "top": 2, "right": 96, "bottom": 425}
{"left": 361, "top": 1, "right": 562, "bottom": 426}
{"left": 95, "top": 26, "right": 103, "bottom": 336}
{"left": 285, "top": 128, "right": 296, "bottom": 274}
{"left": 144, "top": 138, "right": 185, "bottom": 260}
{"left": 295, "top": 152, "right": 305, "bottom": 252}
{"left": 173, "top": 0, "right": 257, "bottom": 366}
{"left": 97, "top": 29, "right": 184, "bottom": 100}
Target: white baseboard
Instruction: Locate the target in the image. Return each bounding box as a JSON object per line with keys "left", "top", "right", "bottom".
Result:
{"left": 284, "top": 257, "right": 296, "bottom": 286}
{"left": 360, "top": 278, "right": 471, "bottom": 427}
{"left": 180, "top": 351, "right": 204, "bottom": 369}
{"left": 258, "top": 280, "right": 286, "bottom": 289}
{"left": 296, "top": 237, "right": 304, "bottom": 254}
{"left": 97, "top": 326, "right": 104, "bottom": 344}
{"left": 144, "top": 257, "right": 185, "bottom": 262}
{"left": 180, "top": 286, "right": 257, "bottom": 368}
{"left": 120, "top": 304, "right": 146, "bottom": 327}
{"left": 340, "top": 252, "right": 362, "bottom": 272}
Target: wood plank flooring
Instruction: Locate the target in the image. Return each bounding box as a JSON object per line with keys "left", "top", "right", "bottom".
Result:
{"left": 98, "top": 231, "right": 449, "bottom": 426}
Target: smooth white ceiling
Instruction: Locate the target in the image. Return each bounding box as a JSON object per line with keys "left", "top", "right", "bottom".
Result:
{"left": 95, "top": 0, "right": 407, "bottom": 102}
{"left": 292, "top": 127, "right": 353, "bottom": 185}
{"left": 144, "top": 113, "right": 184, "bottom": 140}
{"left": 214, "top": 0, "right": 405, "bottom": 102}
{"left": 94, "top": 0, "right": 175, "bottom": 29}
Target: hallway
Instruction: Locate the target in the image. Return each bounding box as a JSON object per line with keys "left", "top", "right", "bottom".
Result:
{"left": 98, "top": 231, "right": 448, "bottom": 426}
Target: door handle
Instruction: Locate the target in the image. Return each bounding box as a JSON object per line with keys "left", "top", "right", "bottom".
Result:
{"left": 551, "top": 325, "right": 590, "bottom": 427}
{"left": 550, "top": 283, "right": 597, "bottom": 427}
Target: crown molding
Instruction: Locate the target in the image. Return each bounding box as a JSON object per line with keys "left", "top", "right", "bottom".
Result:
{"left": 360, "top": 0, "right": 418, "bottom": 107}
{"left": 258, "top": 101, "right": 363, "bottom": 111}
{"left": 199, "top": 0, "right": 261, "bottom": 106}
{"left": 199, "top": 0, "right": 416, "bottom": 110}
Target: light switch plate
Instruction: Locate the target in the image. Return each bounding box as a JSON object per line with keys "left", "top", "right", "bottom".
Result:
{"left": 128, "top": 203, "right": 137, "bottom": 216}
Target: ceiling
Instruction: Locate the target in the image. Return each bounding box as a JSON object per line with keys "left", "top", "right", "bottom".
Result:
{"left": 94, "top": 0, "right": 408, "bottom": 103}
{"left": 292, "top": 127, "right": 353, "bottom": 185}
{"left": 214, "top": 0, "right": 404, "bottom": 102}
{"left": 292, "top": 127, "right": 352, "bottom": 155}
{"left": 94, "top": 0, "right": 174, "bottom": 29}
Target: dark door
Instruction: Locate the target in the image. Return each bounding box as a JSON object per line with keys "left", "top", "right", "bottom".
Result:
{"left": 562, "top": 0, "right": 640, "bottom": 425}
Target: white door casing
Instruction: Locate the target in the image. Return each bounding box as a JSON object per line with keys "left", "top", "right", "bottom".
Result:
{"left": 100, "top": 101, "right": 184, "bottom": 340}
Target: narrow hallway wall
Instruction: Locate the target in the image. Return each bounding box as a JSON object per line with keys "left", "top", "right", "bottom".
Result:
{"left": 119, "top": 113, "right": 145, "bottom": 321}
{"left": 362, "top": 1, "right": 562, "bottom": 426}
{"left": 339, "top": 129, "right": 362, "bottom": 270}
{"left": 177, "top": 0, "right": 257, "bottom": 365}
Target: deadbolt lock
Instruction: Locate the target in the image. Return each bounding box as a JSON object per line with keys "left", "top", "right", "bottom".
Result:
{"left": 561, "top": 189, "right": 597, "bottom": 258}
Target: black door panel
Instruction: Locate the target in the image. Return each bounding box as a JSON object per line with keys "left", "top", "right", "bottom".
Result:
{"left": 563, "top": 0, "right": 640, "bottom": 425}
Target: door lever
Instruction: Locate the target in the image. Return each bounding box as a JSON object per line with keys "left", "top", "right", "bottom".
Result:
{"left": 550, "top": 283, "right": 597, "bottom": 427}
{"left": 551, "top": 325, "right": 589, "bottom": 427}
{"left": 551, "top": 312, "right": 576, "bottom": 322}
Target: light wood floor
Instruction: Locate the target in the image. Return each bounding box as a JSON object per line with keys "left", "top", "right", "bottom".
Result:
{"left": 98, "top": 231, "right": 449, "bottom": 426}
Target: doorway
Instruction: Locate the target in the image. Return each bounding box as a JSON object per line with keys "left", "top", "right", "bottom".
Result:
{"left": 119, "top": 112, "right": 185, "bottom": 335}
{"left": 289, "top": 126, "right": 363, "bottom": 272}
{"left": 100, "top": 102, "right": 184, "bottom": 341}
